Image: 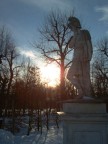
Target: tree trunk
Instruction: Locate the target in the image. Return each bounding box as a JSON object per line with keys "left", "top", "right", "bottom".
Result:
{"left": 12, "top": 99, "right": 15, "bottom": 135}
{"left": 60, "top": 59, "right": 65, "bottom": 100}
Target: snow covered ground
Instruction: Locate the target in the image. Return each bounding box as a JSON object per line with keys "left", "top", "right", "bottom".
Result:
{"left": 0, "top": 126, "right": 63, "bottom": 144}
{"left": 0, "top": 122, "right": 63, "bottom": 144}
{"left": 0, "top": 109, "right": 63, "bottom": 144}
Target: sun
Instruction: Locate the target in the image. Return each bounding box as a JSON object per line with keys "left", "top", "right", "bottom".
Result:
{"left": 40, "top": 63, "right": 60, "bottom": 87}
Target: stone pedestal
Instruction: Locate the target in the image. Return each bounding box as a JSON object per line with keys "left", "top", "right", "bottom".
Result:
{"left": 62, "top": 99, "right": 108, "bottom": 144}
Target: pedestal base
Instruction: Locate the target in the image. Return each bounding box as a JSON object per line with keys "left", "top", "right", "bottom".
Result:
{"left": 62, "top": 99, "right": 108, "bottom": 144}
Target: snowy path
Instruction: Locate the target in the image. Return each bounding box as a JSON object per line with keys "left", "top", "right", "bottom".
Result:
{"left": 31, "top": 126, "right": 63, "bottom": 144}
{"left": 33, "top": 131, "right": 48, "bottom": 144}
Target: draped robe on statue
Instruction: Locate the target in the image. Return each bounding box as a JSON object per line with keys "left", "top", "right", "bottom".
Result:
{"left": 67, "top": 30, "right": 93, "bottom": 97}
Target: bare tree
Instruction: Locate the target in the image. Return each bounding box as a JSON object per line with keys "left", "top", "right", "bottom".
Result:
{"left": 34, "top": 10, "right": 74, "bottom": 100}
{"left": 0, "top": 26, "right": 19, "bottom": 95}
{"left": 0, "top": 27, "right": 21, "bottom": 133}
{"left": 92, "top": 37, "right": 108, "bottom": 98}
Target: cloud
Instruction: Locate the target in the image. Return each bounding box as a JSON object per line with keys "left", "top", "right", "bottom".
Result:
{"left": 17, "top": 46, "right": 36, "bottom": 58}
{"left": 21, "top": 50, "right": 35, "bottom": 58}
{"left": 17, "top": 46, "right": 45, "bottom": 66}
{"left": 95, "top": 6, "right": 108, "bottom": 21}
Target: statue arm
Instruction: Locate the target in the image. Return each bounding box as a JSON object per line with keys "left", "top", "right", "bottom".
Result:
{"left": 68, "top": 36, "right": 76, "bottom": 48}
{"left": 84, "top": 40, "right": 93, "bottom": 61}
{"left": 82, "top": 30, "right": 93, "bottom": 61}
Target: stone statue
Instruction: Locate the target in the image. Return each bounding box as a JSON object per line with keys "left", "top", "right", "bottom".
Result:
{"left": 67, "top": 17, "right": 93, "bottom": 99}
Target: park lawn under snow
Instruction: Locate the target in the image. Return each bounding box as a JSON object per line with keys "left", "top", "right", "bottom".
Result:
{"left": 0, "top": 122, "right": 63, "bottom": 144}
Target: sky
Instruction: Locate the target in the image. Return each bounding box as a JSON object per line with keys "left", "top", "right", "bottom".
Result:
{"left": 0, "top": 0, "right": 108, "bottom": 59}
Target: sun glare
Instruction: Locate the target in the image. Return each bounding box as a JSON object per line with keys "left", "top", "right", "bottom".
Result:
{"left": 40, "top": 63, "right": 60, "bottom": 87}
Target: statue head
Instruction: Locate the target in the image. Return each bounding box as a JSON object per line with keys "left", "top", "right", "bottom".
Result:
{"left": 68, "top": 17, "right": 81, "bottom": 29}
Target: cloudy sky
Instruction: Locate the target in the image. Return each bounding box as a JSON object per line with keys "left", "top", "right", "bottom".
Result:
{"left": 0, "top": 0, "right": 108, "bottom": 55}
